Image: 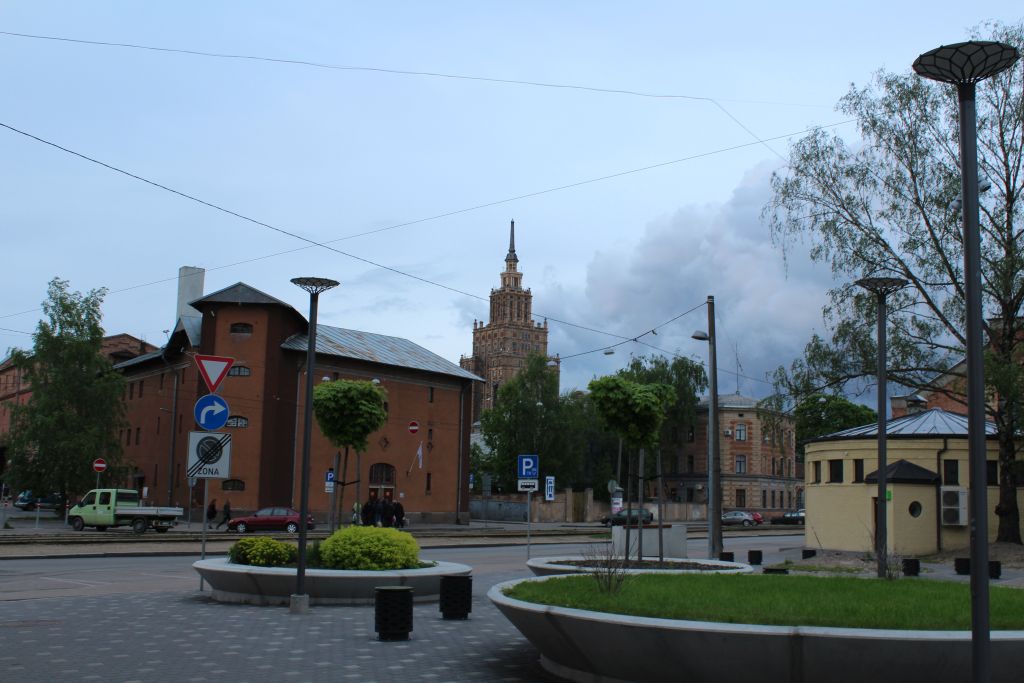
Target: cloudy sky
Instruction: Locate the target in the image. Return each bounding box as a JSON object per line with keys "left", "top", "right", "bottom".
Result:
{"left": 1, "top": 2, "right": 1019, "bottom": 397}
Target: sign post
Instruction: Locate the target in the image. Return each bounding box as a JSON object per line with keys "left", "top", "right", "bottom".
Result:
{"left": 517, "top": 455, "right": 539, "bottom": 559}
{"left": 93, "top": 458, "right": 107, "bottom": 490}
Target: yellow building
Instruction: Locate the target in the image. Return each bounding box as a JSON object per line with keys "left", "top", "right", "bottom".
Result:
{"left": 804, "top": 408, "right": 1022, "bottom": 555}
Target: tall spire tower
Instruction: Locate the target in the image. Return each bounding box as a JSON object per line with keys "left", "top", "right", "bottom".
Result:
{"left": 461, "top": 220, "right": 556, "bottom": 422}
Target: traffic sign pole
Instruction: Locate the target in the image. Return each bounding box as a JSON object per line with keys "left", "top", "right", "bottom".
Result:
{"left": 527, "top": 490, "right": 532, "bottom": 560}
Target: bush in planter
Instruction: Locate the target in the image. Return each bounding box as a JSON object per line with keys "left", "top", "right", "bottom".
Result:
{"left": 229, "top": 536, "right": 298, "bottom": 567}
{"left": 320, "top": 526, "right": 420, "bottom": 570}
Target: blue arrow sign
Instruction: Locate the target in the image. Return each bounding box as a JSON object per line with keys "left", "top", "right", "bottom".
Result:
{"left": 194, "top": 394, "right": 230, "bottom": 431}
{"left": 518, "top": 454, "right": 539, "bottom": 478}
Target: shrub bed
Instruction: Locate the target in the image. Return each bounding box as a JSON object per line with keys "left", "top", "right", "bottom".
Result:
{"left": 319, "top": 526, "right": 421, "bottom": 570}
{"left": 228, "top": 536, "right": 298, "bottom": 567}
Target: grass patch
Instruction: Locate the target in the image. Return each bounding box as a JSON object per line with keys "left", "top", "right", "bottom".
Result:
{"left": 766, "top": 561, "right": 865, "bottom": 574}
{"left": 505, "top": 574, "right": 1024, "bottom": 630}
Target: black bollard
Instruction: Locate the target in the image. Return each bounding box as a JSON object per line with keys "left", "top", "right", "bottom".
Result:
{"left": 748, "top": 550, "right": 762, "bottom": 566}
{"left": 902, "top": 558, "right": 920, "bottom": 577}
{"left": 719, "top": 551, "right": 735, "bottom": 562}
{"left": 375, "top": 586, "right": 414, "bottom": 641}
{"left": 439, "top": 575, "right": 473, "bottom": 619}
{"left": 954, "top": 557, "right": 970, "bottom": 576}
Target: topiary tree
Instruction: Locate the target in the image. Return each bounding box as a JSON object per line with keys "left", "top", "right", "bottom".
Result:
{"left": 587, "top": 375, "right": 674, "bottom": 452}
{"left": 313, "top": 379, "right": 388, "bottom": 524}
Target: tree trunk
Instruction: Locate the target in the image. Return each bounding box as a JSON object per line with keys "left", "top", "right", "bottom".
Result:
{"left": 996, "top": 433, "right": 1022, "bottom": 544}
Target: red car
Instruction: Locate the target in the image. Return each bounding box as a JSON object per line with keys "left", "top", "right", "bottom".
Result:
{"left": 227, "top": 507, "right": 315, "bottom": 533}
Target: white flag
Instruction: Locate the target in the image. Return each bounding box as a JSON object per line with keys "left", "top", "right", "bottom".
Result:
{"left": 417, "top": 442, "right": 423, "bottom": 469}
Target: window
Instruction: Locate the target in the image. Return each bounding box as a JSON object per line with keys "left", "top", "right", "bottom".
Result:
{"left": 426, "top": 472, "right": 432, "bottom": 494}
{"left": 125, "top": 430, "right": 131, "bottom": 446}
{"left": 943, "top": 459, "right": 959, "bottom": 485}
{"left": 226, "top": 415, "right": 249, "bottom": 428}
{"left": 138, "top": 380, "right": 144, "bottom": 398}
{"left": 428, "top": 386, "right": 435, "bottom": 403}
{"left": 129, "top": 383, "right": 134, "bottom": 400}
{"left": 228, "top": 366, "right": 251, "bottom": 377}
{"left": 687, "top": 455, "right": 694, "bottom": 472}
{"left": 761, "top": 490, "right": 767, "bottom": 508}
{"left": 427, "top": 428, "right": 433, "bottom": 442}
{"left": 687, "top": 427, "right": 695, "bottom": 443}
{"left": 735, "top": 423, "right": 747, "bottom": 441}
{"left": 854, "top": 459, "right": 864, "bottom": 483}
{"left": 771, "top": 490, "right": 776, "bottom": 508}
{"left": 735, "top": 455, "right": 747, "bottom": 474}
{"left": 156, "top": 416, "right": 161, "bottom": 435}
{"left": 99, "top": 491, "right": 111, "bottom": 505}
{"left": 230, "top": 323, "right": 253, "bottom": 334}
{"left": 369, "top": 463, "right": 396, "bottom": 486}
{"left": 135, "top": 427, "right": 141, "bottom": 445}
{"left": 813, "top": 461, "right": 822, "bottom": 483}
{"left": 736, "top": 489, "right": 746, "bottom": 507}
{"left": 986, "top": 460, "right": 998, "bottom": 486}
{"left": 829, "top": 459, "right": 843, "bottom": 483}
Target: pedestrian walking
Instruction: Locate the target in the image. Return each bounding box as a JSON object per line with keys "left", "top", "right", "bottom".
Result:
{"left": 394, "top": 500, "right": 405, "bottom": 528}
{"left": 381, "top": 497, "right": 394, "bottom": 527}
{"left": 216, "top": 500, "right": 232, "bottom": 530}
{"left": 206, "top": 499, "right": 217, "bottom": 529}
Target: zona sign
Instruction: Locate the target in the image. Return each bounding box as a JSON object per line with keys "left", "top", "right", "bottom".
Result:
{"left": 408, "top": 420, "right": 419, "bottom": 434}
{"left": 93, "top": 458, "right": 107, "bottom": 473}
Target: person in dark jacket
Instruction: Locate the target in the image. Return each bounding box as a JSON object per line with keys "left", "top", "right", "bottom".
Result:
{"left": 381, "top": 498, "right": 394, "bottom": 527}
{"left": 393, "top": 500, "right": 406, "bottom": 528}
{"left": 206, "top": 499, "right": 217, "bottom": 529}
{"left": 216, "top": 500, "right": 232, "bottom": 530}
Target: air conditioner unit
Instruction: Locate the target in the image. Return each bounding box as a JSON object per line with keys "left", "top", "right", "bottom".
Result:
{"left": 724, "top": 429, "right": 733, "bottom": 437}
{"left": 941, "top": 486, "right": 968, "bottom": 526}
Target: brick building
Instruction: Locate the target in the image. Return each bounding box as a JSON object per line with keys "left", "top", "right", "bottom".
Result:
{"left": 460, "top": 221, "right": 557, "bottom": 422}
{"left": 4, "top": 270, "right": 481, "bottom": 523}
{"left": 668, "top": 392, "right": 801, "bottom": 515}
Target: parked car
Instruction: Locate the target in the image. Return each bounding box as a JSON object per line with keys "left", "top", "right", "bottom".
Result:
{"left": 13, "top": 490, "right": 67, "bottom": 513}
{"left": 721, "top": 511, "right": 757, "bottom": 526}
{"left": 771, "top": 509, "right": 806, "bottom": 525}
{"left": 600, "top": 508, "right": 654, "bottom": 527}
{"left": 227, "top": 507, "right": 315, "bottom": 533}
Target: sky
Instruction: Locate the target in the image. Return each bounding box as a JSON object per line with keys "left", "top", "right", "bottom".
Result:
{"left": 1, "top": 2, "right": 1021, "bottom": 399}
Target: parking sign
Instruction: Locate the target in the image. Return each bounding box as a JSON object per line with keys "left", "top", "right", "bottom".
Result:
{"left": 517, "top": 454, "right": 539, "bottom": 478}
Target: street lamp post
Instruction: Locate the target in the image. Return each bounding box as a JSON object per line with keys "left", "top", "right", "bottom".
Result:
{"left": 290, "top": 276, "right": 340, "bottom": 614}
{"left": 913, "top": 40, "right": 1019, "bottom": 683}
{"left": 692, "top": 294, "right": 721, "bottom": 559}
{"left": 855, "top": 276, "right": 908, "bottom": 578}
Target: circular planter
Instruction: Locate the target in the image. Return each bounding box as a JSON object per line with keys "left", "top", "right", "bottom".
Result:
{"left": 526, "top": 555, "right": 753, "bottom": 577}
{"left": 489, "top": 575, "right": 1024, "bottom": 683}
{"left": 193, "top": 558, "right": 472, "bottom": 606}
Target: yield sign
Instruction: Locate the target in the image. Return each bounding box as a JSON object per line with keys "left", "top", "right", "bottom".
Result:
{"left": 195, "top": 354, "right": 234, "bottom": 393}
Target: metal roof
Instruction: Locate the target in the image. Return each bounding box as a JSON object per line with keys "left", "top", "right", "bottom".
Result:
{"left": 112, "top": 349, "right": 165, "bottom": 370}
{"left": 282, "top": 325, "right": 483, "bottom": 382}
{"left": 809, "top": 408, "right": 997, "bottom": 443}
{"left": 697, "top": 392, "right": 760, "bottom": 409}
{"left": 865, "top": 459, "right": 941, "bottom": 485}
{"left": 190, "top": 282, "right": 298, "bottom": 311}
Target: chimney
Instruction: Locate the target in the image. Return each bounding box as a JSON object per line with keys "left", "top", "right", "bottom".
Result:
{"left": 177, "top": 266, "right": 205, "bottom": 321}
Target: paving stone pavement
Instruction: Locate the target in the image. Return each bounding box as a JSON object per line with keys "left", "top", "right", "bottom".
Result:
{"left": 0, "top": 589, "right": 549, "bottom": 682}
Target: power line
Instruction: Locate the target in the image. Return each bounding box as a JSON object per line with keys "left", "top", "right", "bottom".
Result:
{"left": 558, "top": 300, "right": 709, "bottom": 360}
{"left": 0, "top": 30, "right": 831, "bottom": 109}
{"left": 0, "top": 118, "right": 852, "bottom": 337}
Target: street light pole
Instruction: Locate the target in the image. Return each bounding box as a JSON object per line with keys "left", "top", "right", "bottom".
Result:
{"left": 290, "top": 276, "right": 339, "bottom": 614}
{"left": 856, "top": 276, "right": 908, "bottom": 578}
{"left": 913, "top": 40, "right": 1019, "bottom": 683}
{"left": 693, "top": 294, "right": 721, "bottom": 559}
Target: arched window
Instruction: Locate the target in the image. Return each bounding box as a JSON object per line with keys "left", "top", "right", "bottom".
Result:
{"left": 225, "top": 415, "right": 248, "bottom": 428}
{"left": 228, "top": 365, "right": 251, "bottom": 377}
{"left": 369, "top": 463, "right": 396, "bottom": 486}
{"left": 230, "top": 323, "right": 253, "bottom": 334}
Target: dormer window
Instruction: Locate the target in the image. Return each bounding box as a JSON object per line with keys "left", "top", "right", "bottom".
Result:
{"left": 230, "top": 323, "right": 253, "bottom": 334}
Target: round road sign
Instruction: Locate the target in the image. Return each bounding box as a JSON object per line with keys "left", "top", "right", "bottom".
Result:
{"left": 93, "top": 458, "right": 107, "bottom": 473}
{"left": 408, "top": 420, "right": 419, "bottom": 434}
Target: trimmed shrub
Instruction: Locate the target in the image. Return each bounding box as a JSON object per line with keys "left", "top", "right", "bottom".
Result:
{"left": 319, "top": 526, "right": 420, "bottom": 570}
{"left": 228, "top": 536, "right": 298, "bottom": 567}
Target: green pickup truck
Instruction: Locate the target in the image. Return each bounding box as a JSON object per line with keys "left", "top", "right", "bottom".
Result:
{"left": 68, "top": 488, "right": 183, "bottom": 534}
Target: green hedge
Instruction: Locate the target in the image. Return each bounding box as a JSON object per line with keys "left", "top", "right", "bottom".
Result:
{"left": 228, "top": 536, "right": 298, "bottom": 567}
{"left": 319, "top": 526, "right": 420, "bottom": 570}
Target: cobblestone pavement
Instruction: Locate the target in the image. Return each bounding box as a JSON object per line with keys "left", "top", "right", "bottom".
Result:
{"left": 1, "top": 587, "right": 548, "bottom": 683}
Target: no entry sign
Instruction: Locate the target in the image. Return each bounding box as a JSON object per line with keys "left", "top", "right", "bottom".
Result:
{"left": 408, "top": 420, "right": 419, "bottom": 434}
{"left": 93, "top": 458, "right": 107, "bottom": 473}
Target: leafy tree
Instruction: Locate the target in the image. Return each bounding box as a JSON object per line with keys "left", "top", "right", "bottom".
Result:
{"left": 763, "top": 20, "right": 1024, "bottom": 542}
{"left": 479, "top": 354, "right": 569, "bottom": 491}
{"left": 312, "top": 379, "right": 388, "bottom": 452}
{"left": 587, "top": 375, "right": 674, "bottom": 451}
{"left": 5, "top": 278, "right": 125, "bottom": 500}
{"left": 793, "top": 394, "right": 877, "bottom": 457}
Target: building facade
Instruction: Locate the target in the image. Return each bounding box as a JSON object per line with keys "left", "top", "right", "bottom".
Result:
{"left": 460, "top": 221, "right": 556, "bottom": 422}
{"left": 669, "top": 393, "right": 801, "bottom": 516}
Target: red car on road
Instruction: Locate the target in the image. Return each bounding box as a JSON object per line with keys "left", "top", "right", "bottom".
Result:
{"left": 227, "top": 507, "right": 315, "bottom": 533}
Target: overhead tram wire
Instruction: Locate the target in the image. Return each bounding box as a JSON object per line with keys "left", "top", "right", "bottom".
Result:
{"left": 0, "top": 30, "right": 832, "bottom": 109}
{"left": 0, "top": 118, "right": 851, "bottom": 331}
